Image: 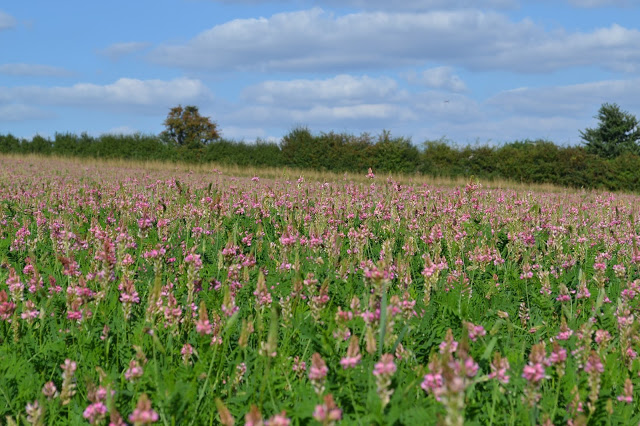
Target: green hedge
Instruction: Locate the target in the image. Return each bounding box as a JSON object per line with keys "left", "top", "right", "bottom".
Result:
{"left": 2, "top": 130, "right": 640, "bottom": 192}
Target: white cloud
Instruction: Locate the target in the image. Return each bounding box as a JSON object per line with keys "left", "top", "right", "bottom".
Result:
{"left": 406, "top": 67, "right": 467, "bottom": 92}
{"left": 486, "top": 78, "right": 640, "bottom": 117}
{"left": 224, "top": 103, "right": 416, "bottom": 128}
{"left": 0, "top": 104, "right": 53, "bottom": 122}
{"left": 226, "top": 76, "right": 640, "bottom": 144}
{"left": 1, "top": 78, "right": 212, "bottom": 111}
{"left": 149, "top": 8, "right": 532, "bottom": 72}
{"left": 242, "top": 74, "right": 399, "bottom": 106}
{"left": 105, "top": 126, "right": 140, "bottom": 135}
{"left": 222, "top": 126, "right": 268, "bottom": 141}
{"left": 210, "top": 0, "right": 517, "bottom": 9}
{"left": 567, "top": 0, "right": 632, "bottom": 7}
{"left": 149, "top": 8, "right": 640, "bottom": 74}
{"left": 492, "top": 24, "right": 640, "bottom": 73}
{"left": 326, "top": 0, "right": 518, "bottom": 9}
{"left": 0, "top": 10, "right": 16, "bottom": 30}
{"left": 413, "top": 91, "right": 481, "bottom": 120}
{"left": 0, "top": 63, "right": 73, "bottom": 77}
{"left": 98, "top": 42, "right": 151, "bottom": 61}
{"left": 223, "top": 74, "right": 417, "bottom": 128}
{"left": 419, "top": 114, "right": 586, "bottom": 145}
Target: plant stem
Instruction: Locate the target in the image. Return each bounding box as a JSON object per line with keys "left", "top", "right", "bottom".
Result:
{"left": 189, "top": 344, "right": 219, "bottom": 426}
{"left": 488, "top": 382, "right": 498, "bottom": 426}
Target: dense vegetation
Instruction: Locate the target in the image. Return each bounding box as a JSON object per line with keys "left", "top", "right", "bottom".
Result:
{"left": 2, "top": 129, "right": 640, "bottom": 192}
{"left": 1, "top": 156, "right": 640, "bottom": 424}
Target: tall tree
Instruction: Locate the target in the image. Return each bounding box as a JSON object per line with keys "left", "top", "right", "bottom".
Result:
{"left": 580, "top": 103, "right": 640, "bottom": 159}
{"left": 161, "top": 105, "right": 220, "bottom": 148}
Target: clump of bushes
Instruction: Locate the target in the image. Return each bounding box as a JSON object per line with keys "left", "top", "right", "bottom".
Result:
{"left": 2, "top": 128, "right": 640, "bottom": 192}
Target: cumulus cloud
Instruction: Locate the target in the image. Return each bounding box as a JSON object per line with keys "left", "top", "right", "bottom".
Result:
{"left": 227, "top": 75, "right": 640, "bottom": 144}
{"left": 209, "top": 0, "right": 517, "bottom": 9}
{"left": 220, "top": 73, "right": 418, "bottom": 128}
{"left": 150, "top": 9, "right": 528, "bottom": 72}
{"left": 567, "top": 0, "right": 632, "bottom": 7}
{"left": 226, "top": 83, "right": 465, "bottom": 132}
{"left": 241, "top": 74, "right": 400, "bottom": 106}
{"left": 149, "top": 8, "right": 640, "bottom": 74}
{"left": 490, "top": 24, "right": 640, "bottom": 73}
{"left": 406, "top": 67, "right": 467, "bottom": 92}
{"left": 221, "top": 126, "right": 270, "bottom": 141}
{"left": 0, "top": 10, "right": 16, "bottom": 30}
{"left": 223, "top": 103, "right": 417, "bottom": 129}
{"left": 420, "top": 114, "right": 585, "bottom": 144}
{"left": 209, "top": 0, "right": 632, "bottom": 8}
{"left": 105, "top": 126, "right": 140, "bottom": 135}
{"left": 327, "top": 0, "right": 517, "bottom": 9}
{"left": 98, "top": 42, "right": 152, "bottom": 61}
{"left": 0, "top": 63, "right": 73, "bottom": 77}
{"left": 486, "top": 78, "right": 640, "bottom": 117}
{"left": 0, "top": 78, "right": 212, "bottom": 111}
{"left": 0, "top": 104, "right": 53, "bottom": 122}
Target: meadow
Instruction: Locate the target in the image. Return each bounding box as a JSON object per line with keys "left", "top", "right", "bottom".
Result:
{"left": 1, "top": 154, "right": 639, "bottom": 425}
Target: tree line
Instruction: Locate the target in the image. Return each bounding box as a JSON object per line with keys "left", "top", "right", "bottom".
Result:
{"left": 1, "top": 103, "right": 639, "bottom": 192}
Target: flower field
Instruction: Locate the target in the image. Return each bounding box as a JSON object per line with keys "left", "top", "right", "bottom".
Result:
{"left": 1, "top": 155, "right": 640, "bottom": 425}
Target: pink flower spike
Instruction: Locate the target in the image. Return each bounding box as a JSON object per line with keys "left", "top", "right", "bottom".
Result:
{"left": 373, "top": 354, "right": 397, "bottom": 377}
{"left": 129, "top": 394, "right": 159, "bottom": 425}
{"left": 522, "top": 363, "right": 545, "bottom": 384}
{"left": 617, "top": 378, "right": 633, "bottom": 404}
{"left": 83, "top": 402, "right": 108, "bottom": 424}
{"left": 266, "top": 411, "right": 290, "bottom": 426}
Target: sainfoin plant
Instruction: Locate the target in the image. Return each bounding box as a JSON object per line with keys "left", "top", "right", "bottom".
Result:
{"left": 0, "top": 155, "right": 639, "bottom": 424}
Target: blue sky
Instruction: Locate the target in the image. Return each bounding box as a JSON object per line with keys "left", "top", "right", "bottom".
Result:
{"left": 1, "top": 0, "right": 639, "bottom": 146}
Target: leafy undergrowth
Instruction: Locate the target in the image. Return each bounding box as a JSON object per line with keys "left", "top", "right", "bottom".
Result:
{"left": 1, "top": 155, "right": 639, "bottom": 425}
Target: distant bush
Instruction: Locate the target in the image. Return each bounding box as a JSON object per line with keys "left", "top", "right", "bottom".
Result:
{"left": 2, "top": 130, "right": 640, "bottom": 192}
{"left": 581, "top": 103, "right": 640, "bottom": 159}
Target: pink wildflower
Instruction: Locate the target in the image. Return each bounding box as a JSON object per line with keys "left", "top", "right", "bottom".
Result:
{"left": 42, "top": 381, "right": 58, "bottom": 399}
{"left": 25, "top": 400, "right": 43, "bottom": 425}
{"left": 0, "top": 290, "right": 16, "bottom": 321}
{"left": 309, "top": 353, "right": 328, "bottom": 395}
{"left": 556, "top": 316, "right": 573, "bottom": 341}
{"left": 465, "top": 322, "right": 486, "bottom": 342}
{"left": 83, "top": 402, "right": 108, "bottom": 424}
{"left": 584, "top": 351, "right": 604, "bottom": 374}
{"left": 522, "top": 363, "right": 545, "bottom": 383}
{"left": 60, "top": 359, "right": 77, "bottom": 405}
{"left": 340, "top": 336, "right": 362, "bottom": 369}
{"left": 313, "top": 394, "right": 342, "bottom": 426}
{"left": 181, "top": 343, "right": 194, "bottom": 365}
{"left": 245, "top": 405, "right": 263, "bottom": 426}
{"left": 373, "top": 354, "right": 396, "bottom": 407}
{"left": 366, "top": 168, "right": 375, "bottom": 179}
{"left": 129, "top": 394, "right": 159, "bottom": 425}
{"left": 522, "top": 343, "right": 546, "bottom": 406}
{"left": 617, "top": 378, "right": 633, "bottom": 404}
{"left": 488, "top": 353, "right": 510, "bottom": 384}
{"left": 266, "top": 412, "right": 290, "bottom": 426}
{"left": 373, "top": 353, "right": 397, "bottom": 377}
{"left": 195, "top": 302, "right": 213, "bottom": 336}
{"left": 125, "top": 359, "right": 144, "bottom": 381}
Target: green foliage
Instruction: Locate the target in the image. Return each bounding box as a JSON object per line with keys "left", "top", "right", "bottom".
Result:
{"left": 6, "top": 122, "right": 640, "bottom": 191}
{"left": 420, "top": 138, "right": 464, "bottom": 176}
{"left": 279, "top": 126, "right": 320, "bottom": 169}
{"left": 369, "top": 130, "right": 419, "bottom": 173}
{"left": 0, "top": 133, "right": 23, "bottom": 153}
{"left": 280, "top": 127, "right": 418, "bottom": 173}
{"left": 1, "top": 156, "right": 640, "bottom": 423}
{"left": 581, "top": 103, "right": 640, "bottom": 159}
{"left": 161, "top": 105, "right": 221, "bottom": 148}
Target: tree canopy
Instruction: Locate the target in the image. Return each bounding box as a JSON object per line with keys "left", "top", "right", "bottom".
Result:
{"left": 161, "top": 105, "right": 220, "bottom": 148}
{"left": 580, "top": 103, "right": 640, "bottom": 159}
